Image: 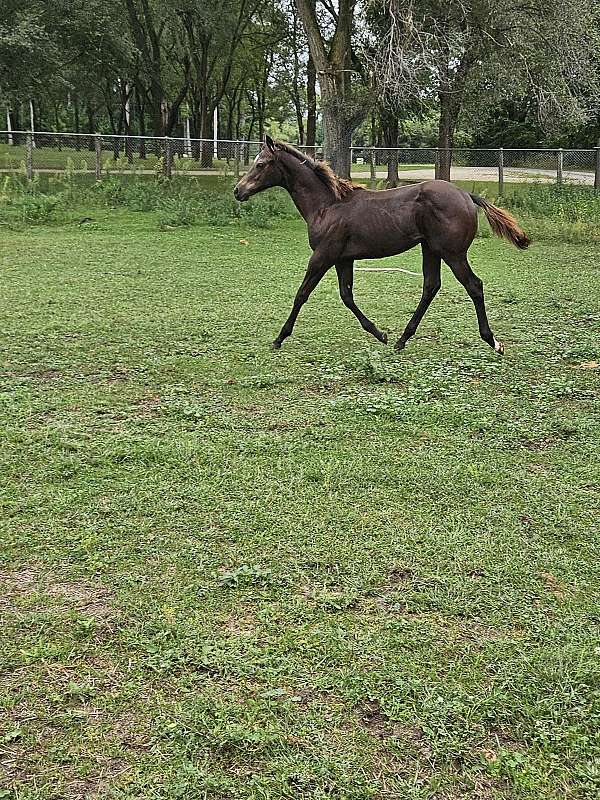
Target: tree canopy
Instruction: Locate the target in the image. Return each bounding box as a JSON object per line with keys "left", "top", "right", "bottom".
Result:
{"left": 1, "top": 0, "right": 598, "bottom": 174}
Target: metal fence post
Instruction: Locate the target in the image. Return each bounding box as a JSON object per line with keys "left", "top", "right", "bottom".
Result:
{"left": 370, "top": 148, "right": 376, "bottom": 186}
{"left": 26, "top": 131, "right": 33, "bottom": 180}
{"left": 557, "top": 148, "right": 563, "bottom": 187}
{"left": 164, "top": 136, "right": 172, "bottom": 178}
{"left": 94, "top": 134, "right": 102, "bottom": 180}
{"left": 498, "top": 147, "right": 504, "bottom": 196}
{"left": 595, "top": 147, "right": 600, "bottom": 195}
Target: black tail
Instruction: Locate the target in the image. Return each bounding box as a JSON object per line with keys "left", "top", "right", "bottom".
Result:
{"left": 470, "top": 194, "right": 531, "bottom": 250}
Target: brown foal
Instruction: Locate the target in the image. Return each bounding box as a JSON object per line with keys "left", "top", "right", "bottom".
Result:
{"left": 234, "top": 136, "right": 530, "bottom": 354}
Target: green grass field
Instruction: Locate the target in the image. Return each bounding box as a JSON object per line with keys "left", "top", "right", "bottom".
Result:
{"left": 1, "top": 204, "right": 599, "bottom": 799}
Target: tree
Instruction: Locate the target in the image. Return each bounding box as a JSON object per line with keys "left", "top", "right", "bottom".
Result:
{"left": 176, "top": 0, "right": 270, "bottom": 164}
{"left": 366, "top": 0, "right": 600, "bottom": 179}
{"left": 124, "top": 0, "right": 191, "bottom": 137}
{"left": 295, "top": 0, "right": 367, "bottom": 176}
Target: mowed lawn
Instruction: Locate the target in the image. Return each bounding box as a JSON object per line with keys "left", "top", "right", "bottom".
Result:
{"left": 1, "top": 208, "right": 599, "bottom": 800}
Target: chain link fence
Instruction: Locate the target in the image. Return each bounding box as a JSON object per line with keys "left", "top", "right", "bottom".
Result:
{"left": 2, "top": 132, "right": 599, "bottom": 191}
{"left": 0, "top": 131, "right": 273, "bottom": 179}
{"left": 350, "top": 146, "right": 600, "bottom": 191}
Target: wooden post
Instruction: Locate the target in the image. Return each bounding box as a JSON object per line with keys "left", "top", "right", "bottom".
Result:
{"left": 557, "top": 148, "right": 563, "bottom": 187}
{"left": 94, "top": 134, "right": 102, "bottom": 179}
{"left": 595, "top": 147, "right": 600, "bottom": 195}
{"left": 163, "top": 136, "right": 172, "bottom": 178}
{"left": 25, "top": 131, "right": 33, "bottom": 180}
{"left": 498, "top": 147, "right": 504, "bottom": 196}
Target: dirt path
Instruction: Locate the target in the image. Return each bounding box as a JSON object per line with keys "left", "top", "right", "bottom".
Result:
{"left": 2, "top": 165, "right": 594, "bottom": 185}
{"left": 369, "top": 166, "right": 594, "bottom": 185}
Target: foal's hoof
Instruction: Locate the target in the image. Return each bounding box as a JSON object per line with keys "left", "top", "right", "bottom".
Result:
{"left": 494, "top": 339, "right": 505, "bottom": 355}
{"left": 271, "top": 339, "right": 282, "bottom": 350}
{"left": 380, "top": 331, "right": 388, "bottom": 345}
{"left": 394, "top": 338, "right": 406, "bottom": 353}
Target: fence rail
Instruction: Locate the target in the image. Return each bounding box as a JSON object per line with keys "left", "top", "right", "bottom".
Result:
{"left": 1, "top": 131, "right": 599, "bottom": 191}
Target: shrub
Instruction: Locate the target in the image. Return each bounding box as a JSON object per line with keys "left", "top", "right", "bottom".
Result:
{"left": 5, "top": 173, "right": 598, "bottom": 240}
{"left": 157, "top": 196, "right": 200, "bottom": 227}
{"left": 0, "top": 178, "right": 63, "bottom": 227}
{"left": 478, "top": 183, "right": 600, "bottom": 244}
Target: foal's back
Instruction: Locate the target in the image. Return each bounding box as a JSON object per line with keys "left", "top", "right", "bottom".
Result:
{"left": 329, "top": 180, "right": 478, "bottom": 260}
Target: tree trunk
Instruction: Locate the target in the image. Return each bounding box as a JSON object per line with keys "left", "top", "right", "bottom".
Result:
{"left": 245, "top": 115, "right": 255, "bottom": 164}
{"left": 322, "top": 106, "right": 352, "bottom": 177}
{"left": 73, "top": 97, "right": 80, "bottom": 135}
{"left": 87, "top": 107, "right": 96, "bottom": 150}
{"left": 437, "top": 96, "right": 456, "bottom": 181}
{"left": 306, "top": 53, "right": 316, "bottom": 148}
{"left": 382, "top": 113, "right": 399, "bottom": 187}
{"left": 137, "top": 88, "right": 147, "bottom": 158}
{"left": 199, "top": 99, "right": 213, "bottom": 167}
{"left": 437, "top": 88, "right": 461, "bottom": 181}
{"left": 235, "top": 96, "right": 243, "bottom": 139}
{"left": 189, "top": 105, "right": 202, "bottom": 160}
{"left": 150, "top": 83, "right": 164, "bottom": 144}
{"left": 293, "top": 99, "right": 305, "bottom": 145}
{"left": 295, "top": 0, "right": 363, "bottom": 178}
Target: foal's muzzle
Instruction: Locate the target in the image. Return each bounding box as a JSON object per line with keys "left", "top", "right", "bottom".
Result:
{"left": 233, "top": 185, "right": 249, "bottom": 202}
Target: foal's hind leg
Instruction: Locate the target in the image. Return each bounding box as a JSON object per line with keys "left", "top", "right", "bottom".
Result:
{"left": 336, "top": 260, "right": 387, "bottom": 344}
{"left": 395, "top": 243, "right": 441, "bottom": 352}
{"left": 443, "top": 253, "right": 503, "bottom": 354}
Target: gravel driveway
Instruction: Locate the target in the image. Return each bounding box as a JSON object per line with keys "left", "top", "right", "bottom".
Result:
{"left": 371, "top": 166, "right": 594, "bottom": 185}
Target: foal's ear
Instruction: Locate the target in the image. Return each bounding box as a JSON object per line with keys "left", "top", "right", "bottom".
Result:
{"left": 265, "top": 134, "right": 276, "bottom": 153}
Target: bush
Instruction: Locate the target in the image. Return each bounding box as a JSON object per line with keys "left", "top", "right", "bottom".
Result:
{"left": 157, "top": 196, "right": 201, "bottom": 227}
{"left": 0, "top": 177, "right": 63, "bottom": 227}
{"left": 4, "top": 173, "right": 598, "bottom": 241}
{"left": 479, "top": 183, "right": 600, "bottom": 244}
{"left": 505, "top": 183, "right": 600, "bottom": 222}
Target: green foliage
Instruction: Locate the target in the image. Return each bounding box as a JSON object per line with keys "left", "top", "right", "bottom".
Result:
{"left": 217, "top": 564, "right": 275, "bottom": 588}
{"left": 0, "top": 174, "right": 297, "bottom": 231}
{"left": 504, "top": 182, "right": 600, "bottom": 222}
{"left": 473, "top": 183, "right": 600, "bottom": 244}
{"left": 5, "top": 173, "right": 600, "bottom": 244}
{"left": 157, "top": 196, "right": 200, "bottom": 228}
{"left": 0, "top": 176, "right": 62, "bottom": 226}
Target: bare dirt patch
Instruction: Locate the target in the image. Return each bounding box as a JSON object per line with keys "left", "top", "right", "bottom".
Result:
{"left": 0, "top": 565, "right": 113, "bottom": 621}
{"left": 357, "top": 699, "right": 428, "bottom": 750}
{"left": 539, "top": 570, "right": 569, "bottom": 599}
{"left": 220, "top": 610, "right": 257, "bottom": 636}
{"left": 26, "top": 368, "right": 63, "bottom": 381}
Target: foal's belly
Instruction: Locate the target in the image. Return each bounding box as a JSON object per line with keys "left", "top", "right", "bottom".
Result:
{"left": 346, "top": 232, "right": 422, "bottom": 261}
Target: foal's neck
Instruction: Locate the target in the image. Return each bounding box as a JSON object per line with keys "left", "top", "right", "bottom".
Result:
{"left": 280, "top": 157, "right": 336, "bottom": 225}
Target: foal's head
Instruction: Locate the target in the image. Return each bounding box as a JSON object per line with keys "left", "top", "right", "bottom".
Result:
{"left": 233, "top": 136, "right": 360, "bottom": 204}
{"left": 233, "top": 135, "right": 284, "bottom": 202}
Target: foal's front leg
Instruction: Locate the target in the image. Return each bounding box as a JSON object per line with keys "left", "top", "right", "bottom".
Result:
{"left": 335, "top": 260, "right": 388, "bottom": 344}
{"left": 272, "top": 253, "right": 331, "bottom": 349}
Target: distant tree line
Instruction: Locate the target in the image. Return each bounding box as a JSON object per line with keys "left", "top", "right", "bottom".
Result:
{"left": 1, "top": 0, "right": 599, "bottom": 177}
